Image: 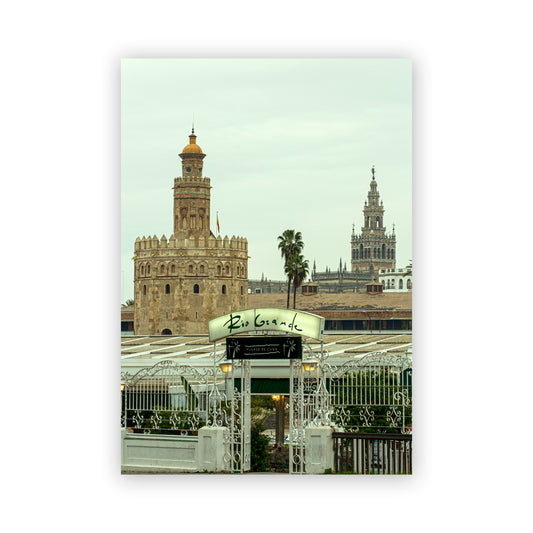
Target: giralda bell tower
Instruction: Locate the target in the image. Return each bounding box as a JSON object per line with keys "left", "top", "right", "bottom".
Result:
{"left": 351, "top": 166, "right": 396, "bottom": 278}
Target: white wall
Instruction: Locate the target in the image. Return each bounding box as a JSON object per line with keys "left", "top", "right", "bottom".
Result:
{"left": 121, "top": 430, "right": 199, "bottom": 472}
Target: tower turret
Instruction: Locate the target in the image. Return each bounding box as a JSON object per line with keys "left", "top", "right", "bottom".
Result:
{"left": 363, "top": 166, "right": 385, "bottom": 230}
{"left": 173, "top": 129, "right": 212, "bottom": 240}
{"left": 179, "top": 128, "right": 206, "bottom": 178}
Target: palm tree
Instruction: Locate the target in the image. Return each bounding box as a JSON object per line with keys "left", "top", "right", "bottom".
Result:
{"left": 277, "top": 230, "right": 304, "bottom": 308}
{"left": 291, "top": 253, "right": 309, "bottom": 309}
{"left": 283, "top": 257, "right": 296, "bottom": 309}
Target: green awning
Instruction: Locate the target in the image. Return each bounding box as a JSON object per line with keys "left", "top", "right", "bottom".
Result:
{"left": 234, "top": 378, "right": 290, "bottom": 395}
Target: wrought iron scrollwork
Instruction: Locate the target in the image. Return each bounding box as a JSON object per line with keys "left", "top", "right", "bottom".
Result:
{"left": 132, "top": 410, "right": 144, "bottom": 429}
{"left": 150, "top": 411, "right": 162, "bottom": 430}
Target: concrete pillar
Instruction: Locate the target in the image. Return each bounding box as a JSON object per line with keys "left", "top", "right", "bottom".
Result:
{"left": 197, "top": 426, "right": 229, "bottom": 472}
{"left": 305, "top": 426, "right": 334, "bottom": 474}
{"left": 121, "top": 428, "right": 127, "bottom": 466}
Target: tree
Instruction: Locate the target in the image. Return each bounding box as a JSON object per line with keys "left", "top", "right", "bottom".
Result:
{"left": 283, "top": 257, "right": 296, "bottom": 309}
{"left": 290, "top": 253, "right": 309, "bottom": 309}
{"left": 122, "top": 299, "right": 134, "bottom": 307}
{"left": 277, "top": 230, "right": 304, "bottom": 309}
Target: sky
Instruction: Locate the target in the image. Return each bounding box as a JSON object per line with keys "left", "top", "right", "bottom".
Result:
{"left": 121, "top": 58, "right": 412, "bottom": 303}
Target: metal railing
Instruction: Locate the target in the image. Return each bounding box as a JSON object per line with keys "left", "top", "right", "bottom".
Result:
{"left": 328, "top": 353, "right": 412, "bottom": 434}
{"left": 121, "top": 362, "right": 219, "bottom": 436}
{"left": 332, "top": 432, "right": 412, "bottom": 474}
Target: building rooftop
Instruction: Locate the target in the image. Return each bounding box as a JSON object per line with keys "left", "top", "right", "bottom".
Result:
{"left": 247, "top": 291, "right": 412, "bottom": 311}
{"left": 121, "top": 331, "right": 412, "bottom": 380}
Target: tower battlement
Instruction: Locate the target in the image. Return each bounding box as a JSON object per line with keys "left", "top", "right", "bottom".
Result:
{"left": 352, "top": 233, "right": 396, "bottom": 242}
{"left": 134, "top": 234, "right": 248, "bottom": 253}
{"left": 174, "top": 176, "right": 211, "bottom": 185}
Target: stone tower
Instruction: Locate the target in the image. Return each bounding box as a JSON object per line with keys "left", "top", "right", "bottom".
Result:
{"left": 133, "top": 130, "right": 248, "bottom": 335}
{"left": 351, "top": 166, "right": 396, "bottom": 279}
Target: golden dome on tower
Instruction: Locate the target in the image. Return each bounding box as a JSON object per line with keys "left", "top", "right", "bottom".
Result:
{"left": 181, "top": 129, "right": 203, "bottom": 154}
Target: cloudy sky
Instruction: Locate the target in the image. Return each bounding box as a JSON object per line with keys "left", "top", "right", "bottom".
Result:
{"left": 121, "top": 59, "right": 411, "bottom": 302}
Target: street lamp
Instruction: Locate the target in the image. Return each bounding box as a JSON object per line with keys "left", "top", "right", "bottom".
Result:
{"left": 219, "top": 361, "right": 233, "bottom": 374}
{"left": 302, "top": 357, "right": 319, "bottom": 373}
{"left": 219, "top": 360, "right": 233, "bottom": 398}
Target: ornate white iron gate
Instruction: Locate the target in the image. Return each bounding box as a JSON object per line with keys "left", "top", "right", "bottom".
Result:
{"left": 121, "top": 361, "right": 214, "bottom": 436}
{"left": 122, "top": 341, "right": 410, "bottom": 474}
{"left": 288, "top": 346, "right": 412, "bottom": 473}
{"left": 121, "top": 356, "right": 251, "bottom": 473}
{"left": 328, "top": 353, "right": 412, "bottom": 434}
{"left": 288, "top": 341, "right": 331, "bottom": 474}
{"left": 219, "top": 359, "right": 251, "bottom": 473}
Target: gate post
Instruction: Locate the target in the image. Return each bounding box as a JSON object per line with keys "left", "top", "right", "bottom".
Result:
{"left": 197, "top": 426, "right": 229, "bottom": 472}
{"left": 305, "top": 426, "right": 334, "bottom": 474}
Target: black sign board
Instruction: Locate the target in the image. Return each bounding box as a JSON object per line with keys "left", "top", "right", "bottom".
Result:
{"left": 226, "top": 336, "right": 302, "bottom": 360}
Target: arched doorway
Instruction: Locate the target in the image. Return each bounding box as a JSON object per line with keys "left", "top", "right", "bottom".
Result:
{"left": 161, "top": 328, "right": 172, "bottom": 335}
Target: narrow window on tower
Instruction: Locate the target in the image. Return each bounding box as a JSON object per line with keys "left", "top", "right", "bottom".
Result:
{"left": 194, "top": 284, "right": 200, "bottom": 294}
{"left": 222, "top": 285, "right": 226, "bottom": 295}
{"left": 165, "top": 284, "right": 170, "bottom": 294}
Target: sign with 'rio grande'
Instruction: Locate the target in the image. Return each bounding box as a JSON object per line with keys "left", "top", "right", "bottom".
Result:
{"left": 208, "top": 308, "right": 325, "bottom": 342}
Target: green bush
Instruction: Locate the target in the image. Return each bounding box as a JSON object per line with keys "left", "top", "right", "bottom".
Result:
{"left": 250, "top": 425, "right": 270, "bottom": 472}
